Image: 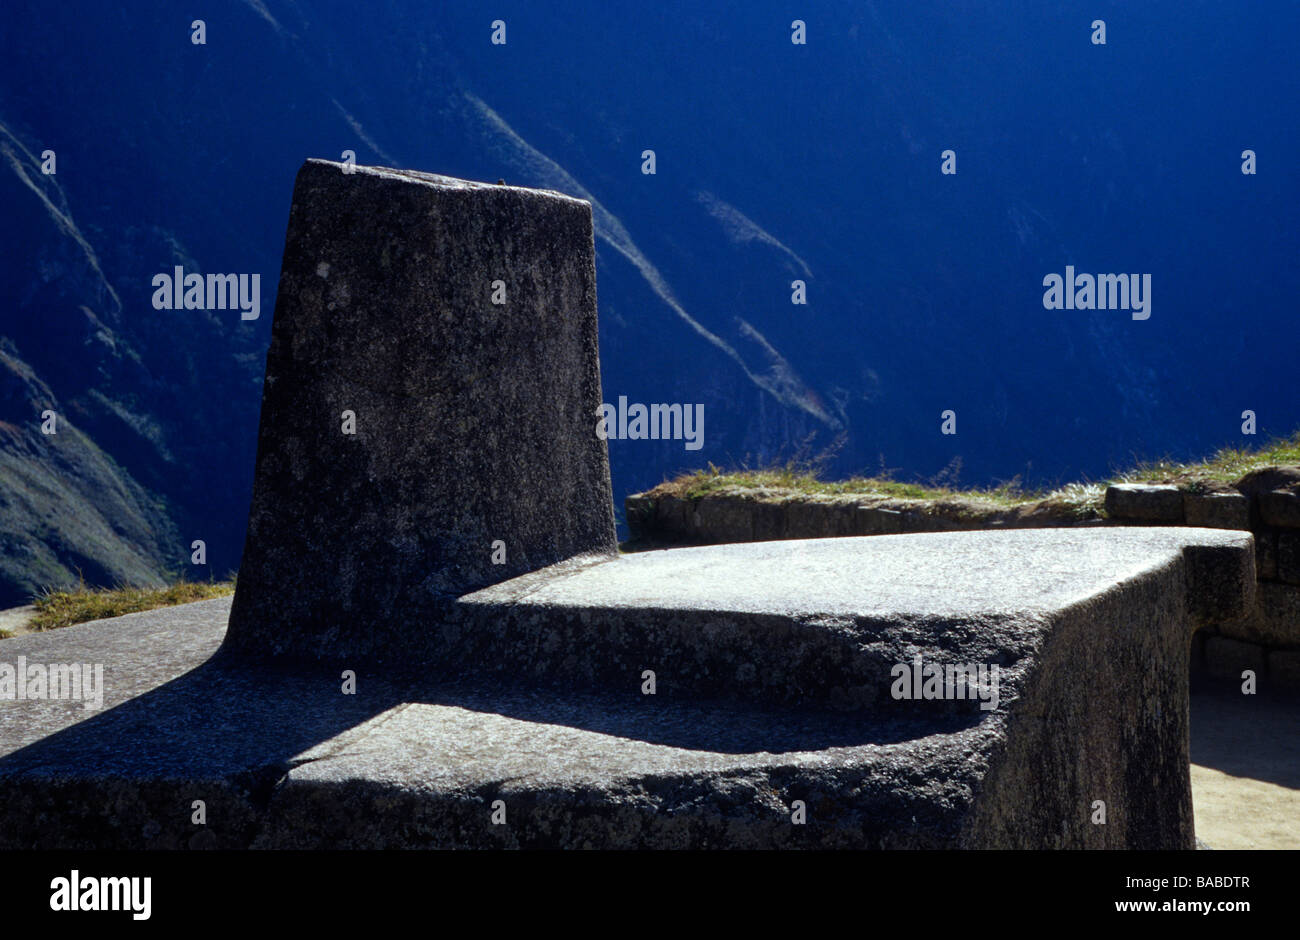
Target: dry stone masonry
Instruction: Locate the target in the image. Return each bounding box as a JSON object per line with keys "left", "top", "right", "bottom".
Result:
{"left": 0, "top": 163, "right": 1260, "bottom": 849}
{"left": 1188, "top": 470, "right": 1300, "bottom": 685}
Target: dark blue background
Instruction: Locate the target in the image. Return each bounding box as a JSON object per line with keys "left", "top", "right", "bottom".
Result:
{"left": 1, "top": 1, "right": 1296, "bottom": 575}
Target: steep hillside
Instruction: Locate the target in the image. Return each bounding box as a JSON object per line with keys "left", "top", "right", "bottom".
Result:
{"left": 0, "top": 340, "right": 178, "bottom": 605}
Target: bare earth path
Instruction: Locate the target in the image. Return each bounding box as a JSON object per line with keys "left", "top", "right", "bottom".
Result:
{"left": 1190, "top": 680, "right": 1300, "bottom": 849}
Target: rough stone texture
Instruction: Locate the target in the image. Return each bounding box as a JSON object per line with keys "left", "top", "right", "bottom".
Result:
{"left": 693, "top": 495, "right": 754, "bottom": 544}
{"left": 1204, "top": 636, "right": 1266, "bottom": 681}
{"left": 452, "top": 530, "right": 1252, "bottom": 712}
{"left": 1182, "top": 536, "right": 1259, "bottom": 625}
{"left": 1256, "top": 529, "right": 1279, "bottom": 581}
{"left": 1104, "top": 483, "right": 1185, "bottom": 523}
{"left": 752, "top": 499, "right": 788, "bottom": 542}
{"left": 226, "top": 161, "right": 616, "bottom": 660}
{"left": 625, "top": 489, "right": 1109, "bottom": 547}
{"left": 782, "top": 499, "right": 857, "bottom": 539}
{"left": 1259, "top": 490, "right": 1300, "bottom": 529}
{"left": 628, "top": 467, "right": 1300, "bottom": 549}
{"left": 858, "top": 505, "right": 905, "bottom": 535}
{"left": 1237, "top": 466, "right": 1300, "bottom": 515}
{"left": 653, "top": 494, "right": 692, "bottom": 539}
{"left": 1183, "top": 490, "right": 1249, "bottom": 530}
{"left": 1215, "top": 581, "right": 1300, "bottom": 647}
{"left": 625, "top": 477, "right": 1300, "bottom": 694}
{"left": 0, "top": 527, "right": 1253, "bottom": 849}
{"left": 623, "top": 495, "right": 656, "bottom": 536}
{"left": 1277, "top": 532, "right": 1300, "bottom": 585}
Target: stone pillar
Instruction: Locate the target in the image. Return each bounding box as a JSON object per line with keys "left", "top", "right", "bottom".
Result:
{"left": 225, "top": 160, "right": 616, "bottom": 660}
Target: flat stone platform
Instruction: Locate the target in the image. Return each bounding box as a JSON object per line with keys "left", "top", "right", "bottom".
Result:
{"left": 449, "top": 528, "right": 1254, "bottom": 711}
{"left": 0, "top": 528, "right": 1253, "bottom": 849}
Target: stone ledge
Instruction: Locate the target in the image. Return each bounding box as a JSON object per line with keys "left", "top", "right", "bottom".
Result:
{"left": 627, "top": 466, "right": 1300, "bottom": 550}
{"left": 1256, "top": 530, "right": 1279, "bottom": 580}
{"left": 1215, "top": 581, "right": 1300, "bottom": 647}
{"left": 1279, "top": 532, "right": 1300, "bottom": 585}
{"left": 1184, "top": 490, "right": 1250, "bottom": 530}
{"left": 0, "top": 528, "right": 1254, "bottom": 849}
{"left": 1104, "top": 484, "right": 1185, "bottom": 523}
{"left": 624, "top": 489, "right": 1104, "bottom": 548}
{"left": 1259, "top": 490, "right": 1300, "bottom": 529}
{"left": 452, "top": 529, "right": 1252, "bottom": 709}
{"left": 0, "top": 598, "right": 998, "bottom": 849}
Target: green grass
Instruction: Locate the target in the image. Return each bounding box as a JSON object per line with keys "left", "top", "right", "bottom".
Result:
{"left": 1116, "top": 432, "right": 1300, "bottom": 485}
{"left": 650, "top": 430, "right": 1300, "bottom": 515}
{"left": 657, "top": 460, "right": 1036, "bottom": 506}
{"left": 30, "top": 578, "right": 235, "bottom": 633}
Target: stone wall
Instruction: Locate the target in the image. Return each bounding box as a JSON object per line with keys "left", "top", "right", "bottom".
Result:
{"left": 1171, "top": 471, "right": 1300, "bottom": 687}
{"left": 626, "top": 467, "right": 1300, "bottom": 689}
{"left": 625, "top": 489, "right": 1099, "bottom": 545}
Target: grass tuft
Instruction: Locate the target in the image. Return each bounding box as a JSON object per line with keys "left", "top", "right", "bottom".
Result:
{"left": 650, "top": 430, "right": 1300, "bottom": 512}
{"left": 662, "top": 462, "right": 1034, "bottom": 506}
{"left": 30, "top": 577, "right": 235, "bottom": 633}
{"left": 1116, "top": 431, "right": 1300, "bottom": 485}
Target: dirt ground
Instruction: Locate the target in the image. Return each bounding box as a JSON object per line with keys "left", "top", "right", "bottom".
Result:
{"left": 1190, "top": 677, "right": 1300, "bottom": 849}
{"left": 0, "top": 605, "right": 35, "bottom": 638}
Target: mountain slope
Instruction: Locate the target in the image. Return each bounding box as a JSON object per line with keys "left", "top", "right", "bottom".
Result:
{"left": 0, "top": 340, "right": 177, "bottom": 605}
{"left": 0, "top": 0, "right": 1297, "bottom": 594}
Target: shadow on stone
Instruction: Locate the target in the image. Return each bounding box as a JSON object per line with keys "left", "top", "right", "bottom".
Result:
{"left": 1189, "top": 676, "right": 1300, "bottom": 790}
